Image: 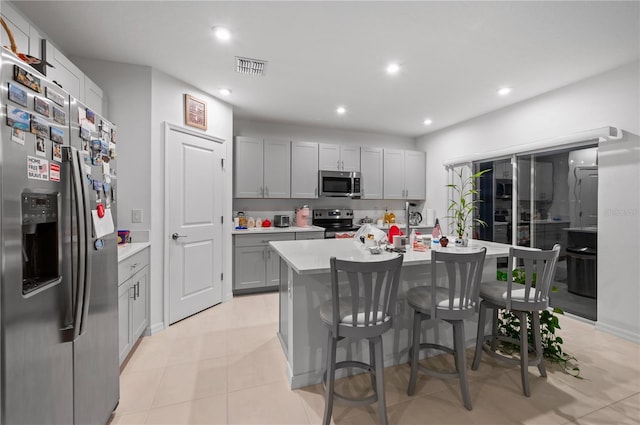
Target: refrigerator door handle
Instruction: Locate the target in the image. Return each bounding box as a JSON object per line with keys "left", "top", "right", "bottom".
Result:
{"left": 77, "top": 149, "right": 93, "bottom": 336}
{"left": 64, "top": 147, "right": 93, "bottom": 339}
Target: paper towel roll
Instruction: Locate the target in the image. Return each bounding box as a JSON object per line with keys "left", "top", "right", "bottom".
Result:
{"left": 425, "top": 209, "right": 435, "bottom": 226}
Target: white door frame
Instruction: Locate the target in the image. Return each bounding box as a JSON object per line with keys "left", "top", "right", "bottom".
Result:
{"left": 163, "top": 122, "right": 225, "bottom": 328}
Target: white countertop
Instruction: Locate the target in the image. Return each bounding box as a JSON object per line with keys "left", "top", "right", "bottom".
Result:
{"left": 270, "top": 238, "right": 511, "bottom": 275}
{"left": 232, "top": 225, "right": 325, "bottom": 235}
{"left": 118, "top": 242, "right": 151, "bottom": 262}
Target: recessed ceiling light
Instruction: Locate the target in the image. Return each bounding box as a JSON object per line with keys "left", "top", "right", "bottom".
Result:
{"left": 212, "top": 26, "right": 231, "bottom": 41}
{"left": 497, "top": 87, "right": 512, "bottom": 96}
{"left": 219, "top": 88, "right": 232, "bottom": 96}
{"left": 423, "top": 118, "right": 433, "bottom": 125}
{"left": 386, "top": 63, "right": 401, "bottom": 75}
{"left": 336, "top": 106, "right": 346, "bottom": 115}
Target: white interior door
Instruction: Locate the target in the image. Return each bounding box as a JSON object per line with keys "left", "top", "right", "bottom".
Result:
{"left": 168, "top": 128, "right": 223, "bottom": 323}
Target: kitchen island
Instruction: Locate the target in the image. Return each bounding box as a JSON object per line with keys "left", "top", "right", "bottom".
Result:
{"left": 270, "top": 238, "right": 511, "bottom": 389}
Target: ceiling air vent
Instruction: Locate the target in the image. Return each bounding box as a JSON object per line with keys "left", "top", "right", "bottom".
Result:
{"left": 235, "top": 56, "right": 267, "bottom": 76}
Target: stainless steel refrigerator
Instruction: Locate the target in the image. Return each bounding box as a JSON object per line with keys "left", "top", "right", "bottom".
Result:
{"left": 1, "top": 47, "right": 119, "bottom": 424}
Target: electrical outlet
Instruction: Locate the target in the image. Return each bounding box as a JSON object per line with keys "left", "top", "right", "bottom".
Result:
{"left": 131, "top": 209, "right": 143, "bottom": 223}
{"left": 396, "top": 300, "right": 405, "bottom": 315}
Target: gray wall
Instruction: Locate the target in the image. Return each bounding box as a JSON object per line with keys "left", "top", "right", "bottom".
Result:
{"left": 416, "top": 61, "right": 640, "bottom": 342}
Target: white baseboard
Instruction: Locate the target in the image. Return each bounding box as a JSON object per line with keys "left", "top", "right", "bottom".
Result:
{"left": 595, "top": 321, "right": 640, "bottom": 344}
{"left": 148, "top": 321, "right": 165, "bottom": 336}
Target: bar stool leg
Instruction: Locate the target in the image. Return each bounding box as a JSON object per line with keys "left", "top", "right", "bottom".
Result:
{"left": 453, "top": 320, "right": 472, "bottom": 410}
{"left": 407, "top": 311, "right": 422, "bottom": 396}
{"left": 490, "top": 305, "right": 499, "bottom": 351}
{"left": 369, "top": 339, "right": 377, "bottom": 389}
{"left": 372, "top": 335, "right": 388, "bottom": 425}
{"left": 471, "top": 301, "right": 487, "bottom": 370}
{"left": 517, "top": 311, "right": 531, "bottom": 397}
{"left": 532, "top": 311, "right": 547, "bottom": 377}
{"left": 323, "top": 331, "right": 337, "bottom": 425}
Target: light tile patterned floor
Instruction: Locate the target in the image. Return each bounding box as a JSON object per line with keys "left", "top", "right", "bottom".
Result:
{"left": 109, "top": 292, "right": 640, "bottom": 425}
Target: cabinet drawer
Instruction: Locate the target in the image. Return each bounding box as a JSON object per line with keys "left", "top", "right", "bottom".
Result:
{"left": 295, "top": 231, "right": 325, "bottom": 240}
{"left": 234, "top": 233, "right": 295, "bottom": 247}
{"left": 118, "top": 248, "right": 150, "bottom": 285}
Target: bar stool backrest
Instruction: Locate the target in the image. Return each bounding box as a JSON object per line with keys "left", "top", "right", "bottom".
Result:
{"left": 329, "top": 255, "right": 404, "bottom": 339}
{"left": 505, "top": 244, "right": 561, "bottom": 310}
{"left": 430, "top": 248, "right": 486, "bottom": 321}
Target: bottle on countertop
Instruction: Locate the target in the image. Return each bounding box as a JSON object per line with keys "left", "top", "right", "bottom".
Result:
{"left": 237, "top": 212, "right": 247, "bottom": 228}
{"left": 247, "top": 217, "right": 255, "bottom": 228}
{"left": 256, "top": 218, "right": 262, "bottom": 228}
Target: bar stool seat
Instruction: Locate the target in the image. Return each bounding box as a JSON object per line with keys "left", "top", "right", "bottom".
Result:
{"left": 406, "top": 247, "right": 486, "bottom": 411}
{"left": 321, "top": 254, "right": 403, "bottom": 425}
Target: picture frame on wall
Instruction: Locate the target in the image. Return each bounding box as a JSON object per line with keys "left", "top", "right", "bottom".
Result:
{"left": 184, "top": 94, "right": 207, "bottom": 130}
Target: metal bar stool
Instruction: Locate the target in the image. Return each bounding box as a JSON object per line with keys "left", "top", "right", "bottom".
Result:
{"left": 406, "top": 247, "right": 486, "bottom": 410}
{"left": 471, "top": 244, "right": 560, "bottom": 396}
{"left": 320, "top": 254, "right": 403, "bottom": 425}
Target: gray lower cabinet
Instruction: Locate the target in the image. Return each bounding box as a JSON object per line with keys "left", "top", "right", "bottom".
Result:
{"left": 118, "top": 247, "right": 150, "bottom": 365}
{"left": 234, "top": 232, "right": 324, "bottom": 293}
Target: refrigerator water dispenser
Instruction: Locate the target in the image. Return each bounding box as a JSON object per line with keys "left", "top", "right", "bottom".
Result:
{"left": 21, "top": 192, "right": 61, "bottom": 295}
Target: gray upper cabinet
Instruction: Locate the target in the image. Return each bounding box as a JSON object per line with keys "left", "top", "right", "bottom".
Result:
{"left": 291, "top": 141, "right": 319, "bottom": 198}
{"left": 263, "top": 139, "right": 291, "bottom": 198}
{"left": 360, "top": 147, "right": 383, "bottom": 199}
{"left": 319, "top": 143, "right": 360, "bottom": 171}
{"left": 234, "top": 137, "right": 291, "bottom": 198}
{"left": 235, "top": 137, "right": 264, "bottom": 197}
{"left": 383, "top": 149, "right": 426, "bottom": 200}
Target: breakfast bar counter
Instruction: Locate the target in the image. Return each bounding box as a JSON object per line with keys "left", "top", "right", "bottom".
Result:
{"left": 270, "top": 238, "right": 511, "bottom": 389}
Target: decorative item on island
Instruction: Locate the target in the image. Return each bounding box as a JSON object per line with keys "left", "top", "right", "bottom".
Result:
{"left": 446, "top": 168, "right": 491, "bottom": 247}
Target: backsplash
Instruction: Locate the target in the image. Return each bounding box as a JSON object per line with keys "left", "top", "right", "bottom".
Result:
{"left": 232, "top": 199, "right": 434, "bottom": 227}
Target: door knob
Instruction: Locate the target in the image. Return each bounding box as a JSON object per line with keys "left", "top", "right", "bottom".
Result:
{"left": 172, "top": 233, "right": 187, "bottom": 240}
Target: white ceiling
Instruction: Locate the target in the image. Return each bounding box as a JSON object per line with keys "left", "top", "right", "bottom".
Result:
{"left": 12, "top": 1, "right": 640, "bottom": 138}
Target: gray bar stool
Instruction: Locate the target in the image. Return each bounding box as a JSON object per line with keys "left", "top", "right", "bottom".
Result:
{"left": 406, "top": 247, "right": 487, "bottom": 410}
{"left": 320, "top": 254, "right": 404, "bottom": 425}
{"left": 471, "top": 244, "right": 560, "bottom": 396}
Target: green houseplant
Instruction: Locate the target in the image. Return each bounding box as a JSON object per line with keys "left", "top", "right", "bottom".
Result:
{"left": 446, "top": 168, "right": 490, "bottom": 246}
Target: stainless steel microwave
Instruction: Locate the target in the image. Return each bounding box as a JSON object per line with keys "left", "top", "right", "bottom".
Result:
{"left": 319, "top": 170, "right": 362, "bottom": 198}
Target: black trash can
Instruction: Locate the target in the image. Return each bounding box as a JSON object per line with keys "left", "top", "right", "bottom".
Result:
{"left": 566, "top": 247, "right": 597, "bottom": 298}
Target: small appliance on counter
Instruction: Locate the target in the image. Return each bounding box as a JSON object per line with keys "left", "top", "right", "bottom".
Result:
{"left": 296, "top": 205, "right": 310, "bottom": 227}
{"left": 273, "top": 215, "right": 290, "bottom": 227}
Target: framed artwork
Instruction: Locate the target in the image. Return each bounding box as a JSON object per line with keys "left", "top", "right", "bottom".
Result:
{"left": 184, "top": 94, "right": 207, "bottom": 130}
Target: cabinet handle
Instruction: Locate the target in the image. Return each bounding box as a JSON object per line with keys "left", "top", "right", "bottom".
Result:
{"left": 341, "top": 160, "right": 344, "bottom": 170}
{"left": 135, "top": 282, "right": 140, "bottom": 298}
{"left": 130, "top": 262, "right": 139, "bottom": 269}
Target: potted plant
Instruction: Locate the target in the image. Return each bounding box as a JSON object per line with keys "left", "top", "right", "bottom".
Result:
{"left": 446, "top": 168, "right": 490, "bottom": 246}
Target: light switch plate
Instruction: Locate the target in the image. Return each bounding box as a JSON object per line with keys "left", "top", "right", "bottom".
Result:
{"left": 131, "top": 209, "right": 143, "bottom": 223}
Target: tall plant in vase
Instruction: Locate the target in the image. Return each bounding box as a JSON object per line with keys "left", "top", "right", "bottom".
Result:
{"left": 446, "top": 168, "right": 490, "bottom": 246}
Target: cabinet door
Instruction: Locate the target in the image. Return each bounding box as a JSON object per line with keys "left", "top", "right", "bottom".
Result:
{"left": 235, "top": 137, "right": 264, "bottom": 197}
{"left": 84, "top": 75, "right": 104, "bottom": 116}
{"left": 234, "top": 246, "right": 266, "bottom": 290}
{"left": 131, "top": 267, "right": 149, "bottom": 342}
{"left": 265, "top": 247, "right": 281, "bottom": 288}
{"left": 360, "top": 147, "right": 383, "bottom": 199}
{"left": 383, "top": 149, "right": 405, "bottom": 199}
{"left": 46, "top": 41, "right": 84, "bottom": 101}
{"left": 404, "top": 150, "right": 426, "bottom": 200}
{"left": 318, "top": 143, "right": 341, "bottom": 171}
{"left": 263, "top": 139, "right": 291, "bottom": 198}
{"left": 291, "top": 141, "right": 318, "bottom": 198}
{"left": 518, "top": 159, "right": 532, "bottom": 201}
{"left": 340, "top": 146, "right": 361, "bottom": 172}
{"left": 535, "top": 162, "right": 553, "bottom": 201}
{"left": 118, "top": 281, "right": 132, "bottom": 365}
{"left": 1, "top": 5, "right": 31, "bottom": 55}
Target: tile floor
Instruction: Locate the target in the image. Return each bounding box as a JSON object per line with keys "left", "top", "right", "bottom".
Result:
{"left": 109, "top": 292, "right": 639, "bottom": 425}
